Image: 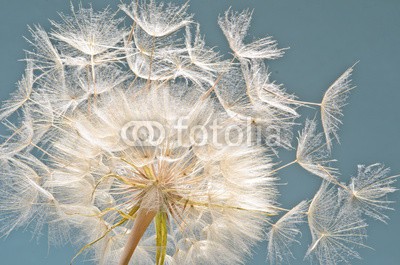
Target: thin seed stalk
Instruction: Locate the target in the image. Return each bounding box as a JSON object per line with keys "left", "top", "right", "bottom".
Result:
{"left": 155, "top": 212, "right": 168, "bottom": 265}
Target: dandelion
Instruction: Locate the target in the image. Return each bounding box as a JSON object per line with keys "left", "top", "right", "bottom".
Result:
{"left": 344, "top": 164, "right": 398, "bottom": 223}
{"left": 267, "top": 200, "right": 308, "bottom": 264}
{"left": 320, "top": 66, "right": 355, "bottom": 151}
{"left": 306, "top": 181, "right": 369, "bottom": 265}
{"left": 50, "top": 5, "right": 124, "bottom": 57}
{"left": 120, "top": 0, "right": 193, "bottom": 37}
{"left": 296, "top": 118, "right": 339, "bottom": 181}
{"left": 0, "top": 1, "right": 398, "bottom": 265}
{"left": 0, "top": 62, "right": 34, "bottom": 121}
{"left": 218, "top": 8, "right": 284, "bottom": 60}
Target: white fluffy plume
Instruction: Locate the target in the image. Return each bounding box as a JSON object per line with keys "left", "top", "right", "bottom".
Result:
{"left": 345, "top": 164, "right": 398, "bottom": 223}
{"left": 267, "top": 201, "right": 308, "bottom": 264}
{"left": 296, "top": 119, "right": 338, "bottom": 181}
{"left": 321, "top": 65, "right": 355, "bottom": 151}
{"left": 218, "top": 9, "right": 284, "bottom": 60}
{"left": 120, "top": 0, "right": 193, "bottom": 37}
{"left": 306, "top": 181, "right": 368, "bottom": 265}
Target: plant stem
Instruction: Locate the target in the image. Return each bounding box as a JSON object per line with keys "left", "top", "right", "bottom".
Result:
{"left": 119, "top": 208, "right": 157, "bottom": 265}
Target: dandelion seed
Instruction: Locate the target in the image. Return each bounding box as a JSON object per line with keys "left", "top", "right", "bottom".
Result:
{"left": 0, "top": 61, "right": 34, "bottom": 120}
{"left": 306, "top": 181, "right": 368, "bottom": 265}
{"left": 321, "top": 65, "right": 355, "bottom": 151}
{"left": 218, "top": 9, "right": 284, "bottom": 60}
{"left": 345, "top": 164, "right": 398, "bottom": 223}
{"left": 120, "top": 0, "right": 193, "bottom": 37}
{"left": 241, "top": 60, "right": 299, "bottom": 117}
{"left": 185, "top": 25, "right": 229, "bottom": 75}
{"left": 267, "top": 200, "right": 308, "bottom": 264}
{"left": 51, "top": 4, "right": 124, "bottom": 56}
{"left": 0, "top": 120, "right": 33, "bottom": 161}
{"left": 25, "top": 25, "right": 64, "bottom": 74}
{"left": 214, "top": 62, "right": 296, "bottom": 150}
{"left": 0, "top": 157, "right": 56, "bottom": 237}
{"left": 296, "top": 119, "right": 339, "bottom": 181}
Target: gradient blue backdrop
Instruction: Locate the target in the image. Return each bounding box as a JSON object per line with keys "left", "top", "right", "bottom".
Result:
{"left": 0, "top": 1, "right": 399, "bottom": 264}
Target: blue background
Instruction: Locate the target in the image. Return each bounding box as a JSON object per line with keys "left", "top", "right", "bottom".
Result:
{"left": 0, "top": 0, "right": 399, "bottom": 264}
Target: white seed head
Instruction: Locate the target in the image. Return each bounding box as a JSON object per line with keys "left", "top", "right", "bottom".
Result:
{"left": 0, "top": 2, "right": 396, "bottom": 265}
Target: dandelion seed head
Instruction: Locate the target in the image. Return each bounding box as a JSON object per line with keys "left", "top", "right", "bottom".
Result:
{"left": 0, "top": 1, "right": 397, "bottom": 265}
